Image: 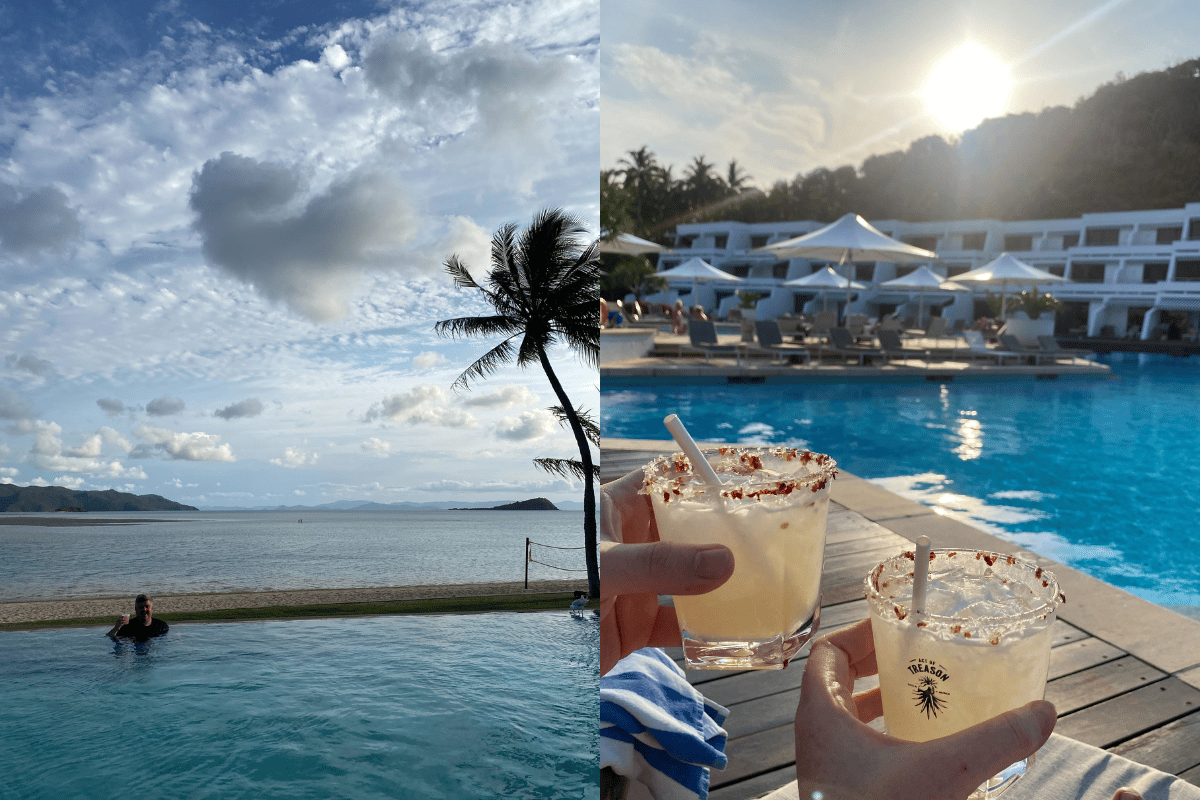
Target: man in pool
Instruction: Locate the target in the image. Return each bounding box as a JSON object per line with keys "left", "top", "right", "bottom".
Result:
{"left": 106, "top": 594, "right": 169, "bottom": 641}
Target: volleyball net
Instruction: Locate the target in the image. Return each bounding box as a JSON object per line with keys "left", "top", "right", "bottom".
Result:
{"left": 525, "top": 537, "right": 587, "bottom": 587}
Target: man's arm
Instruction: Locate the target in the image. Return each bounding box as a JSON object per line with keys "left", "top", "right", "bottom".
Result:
{"left": 105, "top": 615, "right": 129, "bottom": 640}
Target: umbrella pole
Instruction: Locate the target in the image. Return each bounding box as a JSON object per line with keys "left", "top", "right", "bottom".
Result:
{"left": 842, "top": 251, "right": 852, "bottom": 324}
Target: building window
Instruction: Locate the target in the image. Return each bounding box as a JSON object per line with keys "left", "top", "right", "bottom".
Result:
{"left": 1156, "top": 226, "right": 1182, "bottom": 245}
{"left": 713, "top": 234, "right": 728, "bottom": 249}
{"left": 772, "top": 263, "right": 789, "bottom": 279}
{"left": 1044, "top": 264, "right": 1066, "bottom": 277}
{"left": 1085, "top": 228, "right": 1120, "bottom": 247}
{"left": 1143, "top": 262, "right": 1168, "bottom": 283}
{"left": 895, "top": 265, "right": 917, "bottom": 278}
{"left": 728, "top": 265, "right": 750, "bottom": 278}
{"left": 1188, "top": 220, "right": 1200, "bottom": 240}
{"left": 904, "top": 235, "right": 939, "bottom": 251}
{"left": 1071, "top": 263, "right": 1106, "bottom": 283}
{"left": 1175, "top": 260, "right": 1200, "bottom": 280}
{"left": 945, "top": 264, "right": 970, "bottom": 277}
{"left": 961, "top": 232, "right": 986, "bottom": 250}
{"left": 750, "top": 235, "right": 769, "bottom": 249}
{"left": 1061, "top": 233, "right": 1080, "bottom": 248}
{"left": 1003, "top": 234, "right": 1033, "bottom": 251}
{"left": 855, "top": 264, "right": 874, "bottom": 281}
{"left": 677, "top": 235, "right": 697, "bottom": 248}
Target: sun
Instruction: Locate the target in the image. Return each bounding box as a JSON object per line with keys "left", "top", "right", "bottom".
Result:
{"left": 923, "top": 45, "right": 1011, "bottom": 132}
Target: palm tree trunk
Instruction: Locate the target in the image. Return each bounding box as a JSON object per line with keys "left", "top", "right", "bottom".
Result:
{"left": 537, "top": 348, "right": 599, "bottom": 598}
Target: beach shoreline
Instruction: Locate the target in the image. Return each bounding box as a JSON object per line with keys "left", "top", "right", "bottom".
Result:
{"left": 0, "top": 579, "right": 585, "bottom": 627}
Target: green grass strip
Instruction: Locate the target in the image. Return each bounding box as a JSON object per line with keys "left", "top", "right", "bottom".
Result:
{"left": 0, "top": 593, "right": 586, "bottom": 631}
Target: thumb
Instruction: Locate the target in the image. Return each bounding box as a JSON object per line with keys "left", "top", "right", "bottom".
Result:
{"left": 601, "top": 541, "right": 734, "bottom": 598}
{"left": 915, "top": 700, "right": 1055, "bottom": 799}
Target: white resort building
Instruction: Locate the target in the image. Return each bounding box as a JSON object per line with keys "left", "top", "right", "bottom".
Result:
{"left": 643, "top": 203, "right": 1200, "bottom": 340}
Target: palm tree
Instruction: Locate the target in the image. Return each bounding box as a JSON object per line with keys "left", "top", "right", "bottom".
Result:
{"left": 434, "top": 208, "right": 600, "bottom": 597}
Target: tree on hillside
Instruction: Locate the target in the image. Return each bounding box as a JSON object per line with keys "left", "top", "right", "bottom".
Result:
{"left": 434, "top": 209, "right": 600, "bottom": 597}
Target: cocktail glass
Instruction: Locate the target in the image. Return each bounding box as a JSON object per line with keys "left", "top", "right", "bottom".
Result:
{"left": 865, "top": 548, "right": 1064, "bottom": 799}
{"left": 642, "top": 445, "right": 837, "bottom": 670}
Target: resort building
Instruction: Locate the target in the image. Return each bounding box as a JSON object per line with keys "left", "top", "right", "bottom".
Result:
{"left": 645, "top": 203, "right": 1200, "bottom": 339}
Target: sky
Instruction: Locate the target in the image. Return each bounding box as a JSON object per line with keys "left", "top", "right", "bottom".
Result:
{"left": 601, "top": 0, "right": 1200, "bottom": 188}
{"left": 0, "top": 0, "right": 598, "bottom": 508}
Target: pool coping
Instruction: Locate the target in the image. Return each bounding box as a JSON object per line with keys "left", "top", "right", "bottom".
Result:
{"left": 603, "top": 437, "right": 1200, "bottom": 691}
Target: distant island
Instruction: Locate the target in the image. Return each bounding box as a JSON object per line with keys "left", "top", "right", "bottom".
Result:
{"left": 451, "top": 497, "right": 559, "bottom": 511}
{"left": 0, "top": 485, "right": 197, "bottom": 512}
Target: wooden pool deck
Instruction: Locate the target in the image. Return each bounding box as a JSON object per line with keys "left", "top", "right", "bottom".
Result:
{"left": 602, "top": 440, "right": 1200, "bottom": 799}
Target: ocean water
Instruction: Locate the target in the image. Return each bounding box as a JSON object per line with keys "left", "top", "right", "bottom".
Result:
{"left": 0, "top": 611, "right": 599, "bottom": 800}
{"left": 0, "top": 510, "right": 586, "bottom": 601}
{"left": 601, "top": 353, "right": 1200, "bottom": 611}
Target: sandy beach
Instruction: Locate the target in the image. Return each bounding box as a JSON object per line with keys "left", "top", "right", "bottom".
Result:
{"left": 0, "top": 579, "right": 583, "bottom": 626}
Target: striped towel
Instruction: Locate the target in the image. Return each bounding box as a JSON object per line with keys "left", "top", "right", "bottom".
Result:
{"left": 600, "top": 648, "right": 730, "bottom": 800}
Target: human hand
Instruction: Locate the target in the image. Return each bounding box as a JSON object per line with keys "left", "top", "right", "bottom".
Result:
{"left": 119, "top": 615, "right": 129, "bottom": 627}
{"left": 793, "top": 618, "right": 1057, "bottom": 800}
{"left": 599, "top": 468, "right": 734, "bottom": 675}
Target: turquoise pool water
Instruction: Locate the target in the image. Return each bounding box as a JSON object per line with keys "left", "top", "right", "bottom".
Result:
{"left": 601, "top": 353, "right": 1200, "bottom": 613}
{"left": 0, "top": 612, "right": 598, "bottom": 799}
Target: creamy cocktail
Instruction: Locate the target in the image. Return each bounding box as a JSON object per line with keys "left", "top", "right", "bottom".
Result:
{"left": 642, "top": 446, "right": 837, "bottom": 669}
{"left": 865, "top": 548, "right": 1063, "bottom": 798}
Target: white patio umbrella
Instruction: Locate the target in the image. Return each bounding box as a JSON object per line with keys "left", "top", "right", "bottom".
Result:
{"left": 657, "top": 257, "right": 742, "bottom": 303}
{"left": 752, "top": 213, "right": 938, "bottom": 319}
{"left": 879, "top": 265, "right": 963, "bottom": 327}
{"left": 599, "top": 232, "right": 673, "bottom": 255}
{"left": 783, "top": 266, "right": 867, "bottom": 312}
{"left": 953, "top": 253, "right": 1067, "bottom": 321}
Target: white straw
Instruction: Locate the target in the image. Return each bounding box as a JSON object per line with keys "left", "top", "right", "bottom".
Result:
{"left": 911, "top": 535, "right": 932, "bottom": 618}
{"left": 663, "top": 414, "right": 723, "bottom": 487}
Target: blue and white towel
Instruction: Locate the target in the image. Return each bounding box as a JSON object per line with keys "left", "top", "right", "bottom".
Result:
{"left": 600, "top": 647, "right": 730, "bottom": 800}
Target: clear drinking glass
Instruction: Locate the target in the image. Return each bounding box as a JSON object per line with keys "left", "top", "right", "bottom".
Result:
{"left": 642, "top": 445, "right": 837, "bottom": 669}
{"left": 865, "top": 548, "right": 1064, "bottom": 799}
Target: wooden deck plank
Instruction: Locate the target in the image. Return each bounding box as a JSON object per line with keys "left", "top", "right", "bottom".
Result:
{"left": 1179, "top": 764, "right": 1200, "bottom": 787}
{"left": 711, "top": 723, "right": 796, "bottom": 787}
{"left": 1045, "top": 656, "right": 1169, "bottom": 716}
{"left": 1053, "top": 678, "right": 1200, "bottom": 748}
{"left": 709, "top": 766, "right": 796, "bottom": 800}
{"left": 1048, "top": 637, "right": 1126, "bottom": 680}
{"left": 1107, "top": 710, "right": 1200, "bottom": 776}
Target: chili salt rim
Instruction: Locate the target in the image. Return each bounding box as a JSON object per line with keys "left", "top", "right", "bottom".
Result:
{"left": 639, "top": 445, "right": 837, "bottom": 503}
{"left": 863, "top": 548, "right": 1064, "bottom": 641}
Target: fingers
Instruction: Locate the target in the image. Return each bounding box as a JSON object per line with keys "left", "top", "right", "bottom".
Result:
{"left": 1112, "top": 789, "right": 1142, "bottom": 800}
{"left": 815, "top": 618, "right": 878, "bottom": 680}
{"left": 600, "top": 541, "right": 734, "bottom": 599}
{"left": 599, "top": 470, "right": 657, "bottom": 545}
{"left": 918, "top": 700, "right": 1056, "bottom": 799}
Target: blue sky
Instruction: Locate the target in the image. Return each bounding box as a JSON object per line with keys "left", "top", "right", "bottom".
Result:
{"left": 0, "top": 0, "right": 598, "bottom": 507}
{"left": 602, "top": 0, "right": 1200, "bottom": 186}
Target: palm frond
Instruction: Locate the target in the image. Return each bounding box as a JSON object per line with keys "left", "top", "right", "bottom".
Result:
{"left": 450, "top": 337, "right": 519, "bottom": 391}
{"left": 433, "top": 314, "right": 524, "bottom": 340}
{"left": 548, "top": 404, "right": 599, "bottom": 447}
{"left": 533, "top": 457, "right": 598, "bottom": 481}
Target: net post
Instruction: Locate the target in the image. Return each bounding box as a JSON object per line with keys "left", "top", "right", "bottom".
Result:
{"left": 525, "top": 537, "right": 530, "bottom": 589}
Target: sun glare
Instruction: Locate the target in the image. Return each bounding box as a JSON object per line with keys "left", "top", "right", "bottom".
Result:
{"left": 923, "top": 45, "right": 1011, "bottom": 132}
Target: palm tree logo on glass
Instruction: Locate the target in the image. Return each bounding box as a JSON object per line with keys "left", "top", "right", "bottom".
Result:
{"left": 911, "top": 675, "right": 949, "bottom": 719}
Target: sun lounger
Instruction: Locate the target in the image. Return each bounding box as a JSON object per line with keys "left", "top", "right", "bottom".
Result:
{"left": 820, "top": 327, "right": 887, "bottom": 365}
{"left": 754, "top": 320, "right": 811, "bottom": 365}
{"left": 998, "top": 333, "right": 1053, "bottom": 365}
{"left": 687, "top": 320, "right": 745, "bottom": 364}
{"left": 877, "top": 329, "right": 930, "bottom": 363}
{"left": 961, "top": 330, "right": 1023, "bottom": 364}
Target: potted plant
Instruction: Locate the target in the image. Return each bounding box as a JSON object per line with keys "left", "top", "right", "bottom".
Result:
{"left": 735, "top": 291, "right": 765, "bottom": 341}
{"left": 1003, "top": 290, "right": 1063, "bottom": 345}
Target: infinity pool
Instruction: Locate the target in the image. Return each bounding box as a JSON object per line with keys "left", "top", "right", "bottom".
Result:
{"left": 0, "top": 612, "right": 599, "bottom": 799}
{"left": 601, "top": 353, "right": 1200, "bottom": 614}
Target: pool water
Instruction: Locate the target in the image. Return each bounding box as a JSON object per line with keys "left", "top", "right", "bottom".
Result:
{"left": 0, "top": 612, "right": 599, "bottom": 800}
{"left": 601, "top": 353, "right": 1200, "bottom": 613}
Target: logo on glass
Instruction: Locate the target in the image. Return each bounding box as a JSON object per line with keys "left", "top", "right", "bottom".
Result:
{"left": 907, "top": 658, "right": 949, "bottom": 719}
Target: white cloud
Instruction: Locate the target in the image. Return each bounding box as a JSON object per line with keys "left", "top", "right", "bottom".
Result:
{"left": 0, "top": 181, "right": 83, "bottom": 254}
{"left": 363, "top": 384, "right": 469, "bottom": 425}
{"left": 412, "top": 351, "right": 447, "bottom": 368}
{"left": 460, "top": 385, "right": 537, "bottom": 407}
{"left": 16, "top": 419, "right": 146, "bottom": 479}
{"left": 406, "top": 407, "right": 477, "bottom": 428}
{"left": 362, "top": 437, "right": 391, "bottom": 458}
{"left": 494, "top": 409, "right": 558, "bottom": 441}
{"left": 419, "top": 477, "right": 575, "bottom": 493}
{"left": 6, "top": 353, "right": 56, "bottom": 377}
{"left": 52, "top": 475, "right": 86, "bottom": 489}
{"left": 270, "top": 447, "right": 318, "bottom": 468}
{"left": 132, "top": 423, "right": 236, "bottom": 462}
{"left": 0, "top": 467, "right": 18, "bottom": 477}
{"left": 0, "top": 389, "right": 34, "bottom": 421}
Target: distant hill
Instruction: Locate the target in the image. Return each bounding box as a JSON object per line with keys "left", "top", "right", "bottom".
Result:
{"left": 198, "top": 499, "right": 583, "bottom": 511}
{"left": 452, "top": 497, "right": 559, "bottom": 511}
{"left": 0, "top": 485, "right": 197, "bottom": 512}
